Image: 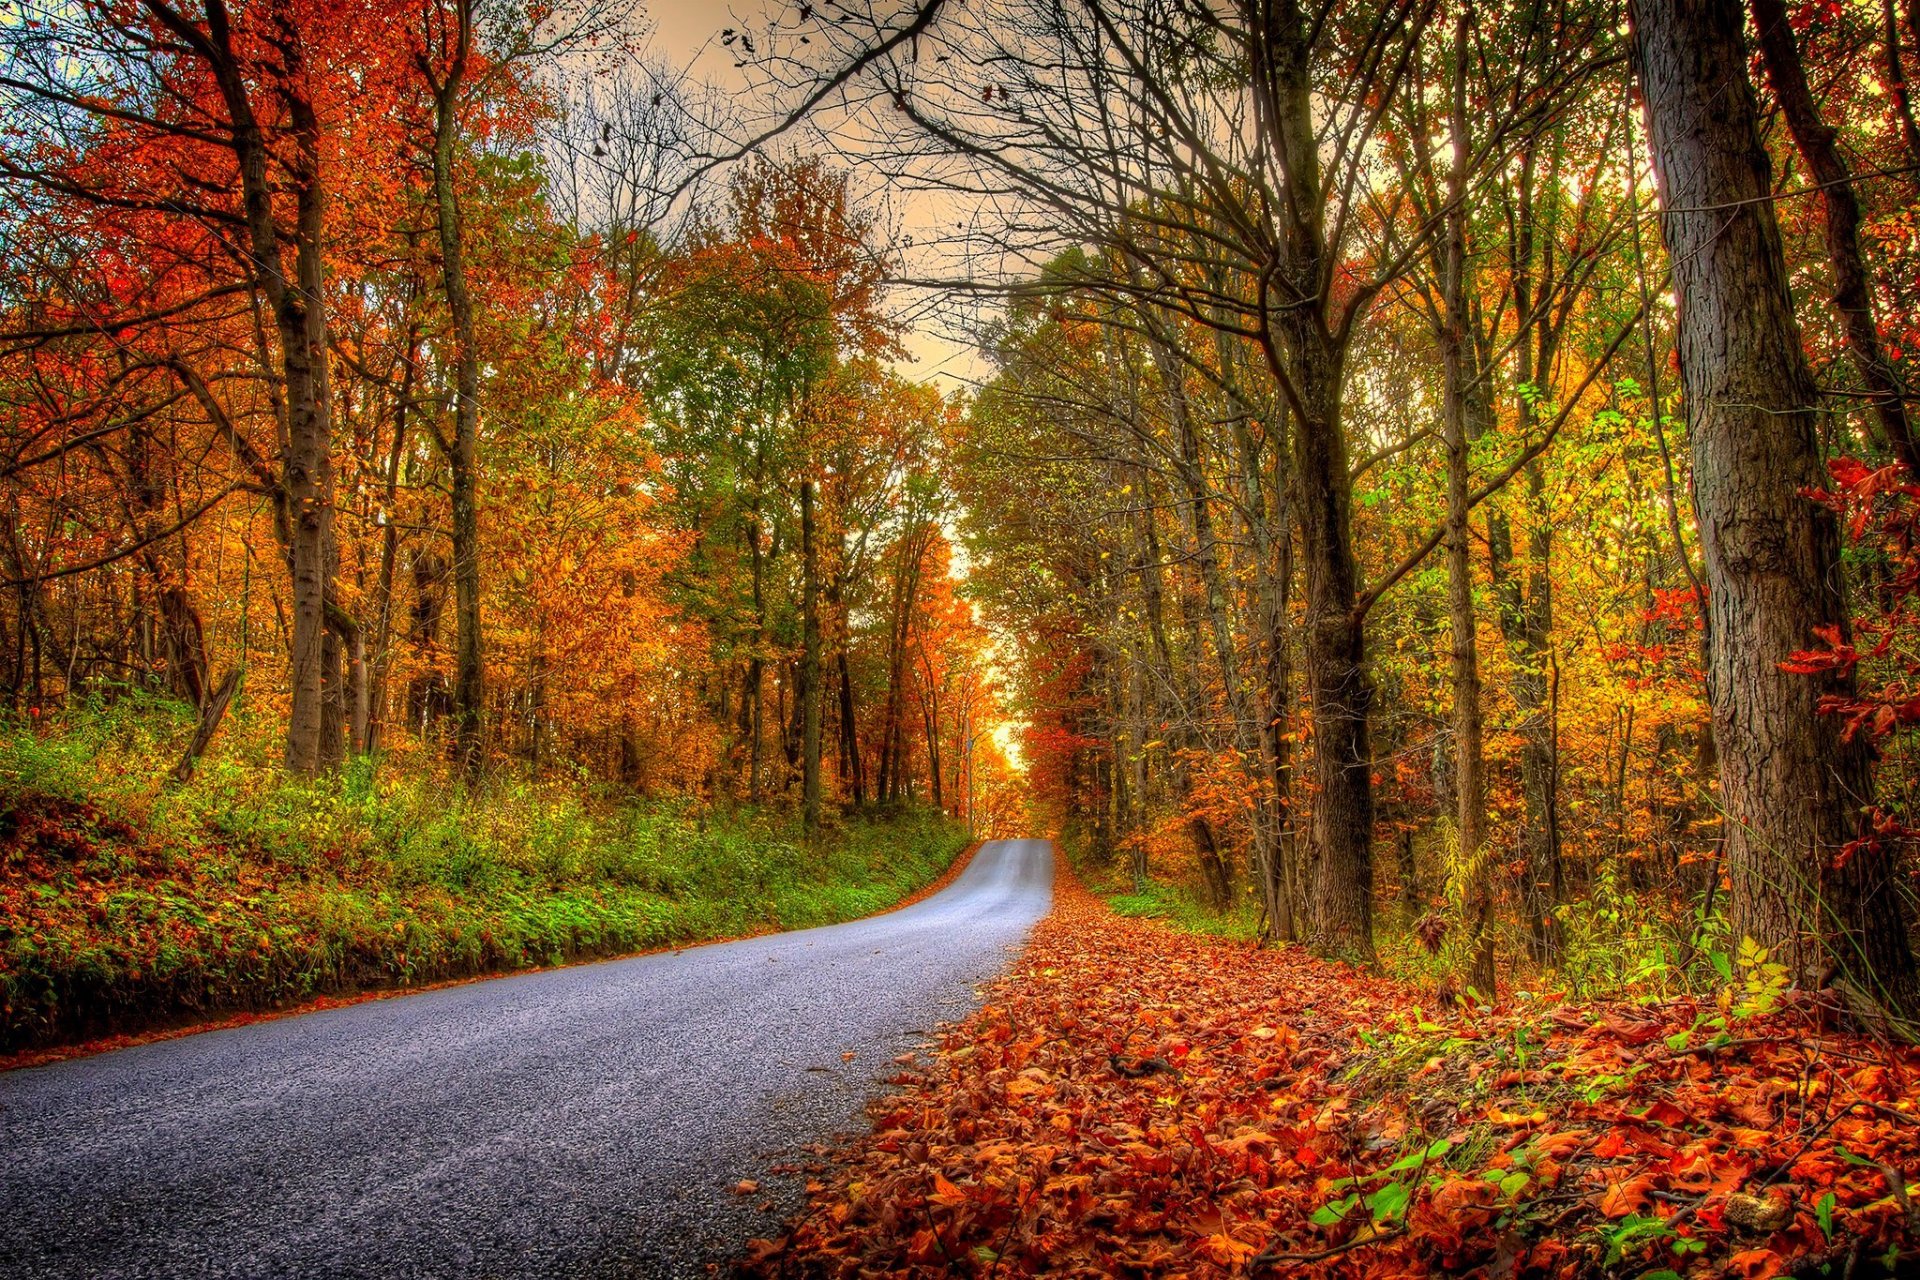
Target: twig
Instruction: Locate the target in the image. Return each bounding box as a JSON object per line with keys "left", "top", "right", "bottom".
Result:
{"left": 1253, "top": 1226, "right": 1408, "bottom": 1268}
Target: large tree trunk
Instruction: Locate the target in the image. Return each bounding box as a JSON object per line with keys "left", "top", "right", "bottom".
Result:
{"left": 196, "top": 0, "right": 338, "bottom": 775}
{"left": 1632, "top": 0, "right": 1918, "bottom": 1010}
{"left": 1293, "top": 355, "right": 1375, "bottom": 963}
{"left": 428, "top": 3, "right": 485, "bottom": 779}
{"left": 1252, "top": 0, "right": 1375, "bottom": 962}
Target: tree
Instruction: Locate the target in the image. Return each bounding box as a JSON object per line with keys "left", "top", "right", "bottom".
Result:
{"left": 418, "top": 0, "right": 487, "bottom": 777}
{"left": 1630, "top": 0, "right": 1918, "bottom": 1011}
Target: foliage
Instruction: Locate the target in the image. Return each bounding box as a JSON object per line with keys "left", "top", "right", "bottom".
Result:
{"left": 743, "top": 871, "right": 1920, "bottom": 1279}
{"left": 0, "top": 705, "right": 969, "bottom": 1052}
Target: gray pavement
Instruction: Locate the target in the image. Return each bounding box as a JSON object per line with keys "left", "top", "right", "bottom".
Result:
{"left": 0, "top": 838, "right": 1054, "bottom": 1279}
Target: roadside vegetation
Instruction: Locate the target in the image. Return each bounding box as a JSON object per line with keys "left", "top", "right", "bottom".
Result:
{"left": 0, "top": 699, "right": 970, "bottom": 1053}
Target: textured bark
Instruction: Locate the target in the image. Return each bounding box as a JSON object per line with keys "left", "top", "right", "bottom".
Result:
{"left": 1632, "top": 0, "right": 1918, "bottom": 1009}
{"left": 365, "top": 322, "right": 419, "bottom": 754}
{"left": 1439, "top": 11, "right": 1494, "bottom": 996}
{"left": 427, "top": 2, "right": 486, "bottom": 778}
{"left": 1292, "top": 347, "right": 1375, "bottom": 963}
{"left": 1252, "top": 0, "right": 1375, "bottom": 962}
{"left": 172, "top": 667, "right": 240, "bottom": 784}
{"left": 180, "top": 0, "right": 338, "bottom": 773}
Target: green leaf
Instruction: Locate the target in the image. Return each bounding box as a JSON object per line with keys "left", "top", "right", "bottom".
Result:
{"left": 1817, "top": 1190, "right": 1837, "bottom": 1240}
{"left": 1366, "top": 1180, "right": 1412, "bottom": 1224}
{"left": 1380, "top": 1138, "right": 1452, "bottom": 1176}
{"left": 1310, "top": 1194, "right": 1357, "bottom": 1227}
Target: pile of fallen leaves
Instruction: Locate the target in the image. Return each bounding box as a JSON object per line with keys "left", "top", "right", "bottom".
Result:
{"left": 740, "top": 867, "right": 1920, "bottom": 1277}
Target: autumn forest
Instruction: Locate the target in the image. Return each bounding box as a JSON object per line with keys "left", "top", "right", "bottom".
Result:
{"left": 8, "top": 0, "right": 1920, "bottom": 1276}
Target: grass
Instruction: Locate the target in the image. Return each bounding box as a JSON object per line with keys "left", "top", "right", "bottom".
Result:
{"left": 0, "top": 696, "right": 971, "bottom": 1052}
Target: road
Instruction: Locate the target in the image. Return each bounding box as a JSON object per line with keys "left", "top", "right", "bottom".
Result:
{"left": 0, "top": 838, "right": 1054, "bottom": 1280}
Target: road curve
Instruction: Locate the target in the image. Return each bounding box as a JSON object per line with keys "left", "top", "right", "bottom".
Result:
{"left": 0, "top": 837, "right": 1054, "bottom": 1279}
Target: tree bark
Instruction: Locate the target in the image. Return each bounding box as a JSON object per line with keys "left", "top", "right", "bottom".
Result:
{"left": 365, "top": 321, "right": 420, "bottom": 754}
{"left": 1439, "top": 9, "right": 1494, "bottom": 996}
{"left": 427, "top": 0, "right": 485, "bottom": 779}
{"left": 1496, "top": 139, "right": 1567, "bottom": 965}
{"left": 181, "top": 0, "right": 338, "bottom": 774}
{"left": 1632, "top": 0, "right": 1918, "bottom": 1010}
{"left": 1251, "top": 0, "right": 1376, "bottom": 962}
{"left": 172, "top": 667, "right": 240, "bottom": 784}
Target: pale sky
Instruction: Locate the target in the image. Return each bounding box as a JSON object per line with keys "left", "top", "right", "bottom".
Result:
{"left": 639, "top": 0, "right": 992, "bottom": 394}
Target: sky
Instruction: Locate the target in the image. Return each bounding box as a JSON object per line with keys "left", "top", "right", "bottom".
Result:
{"left": 638, "top": 0, "right": 992, "bottom": 393}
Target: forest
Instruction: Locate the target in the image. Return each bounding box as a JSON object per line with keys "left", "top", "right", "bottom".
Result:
{"left": 6, "top": 0, "right": 1920, "bottom": 1276}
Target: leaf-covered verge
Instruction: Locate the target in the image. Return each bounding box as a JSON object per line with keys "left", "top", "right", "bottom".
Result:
{"left": 741, "top": 867, "right": 1920, "bottom": 1278}
{"left": 0, "top": 705, "right": 970, "bottom": 1054}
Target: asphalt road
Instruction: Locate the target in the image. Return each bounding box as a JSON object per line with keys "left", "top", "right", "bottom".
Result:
{"left": 0, "top": 837, "right": 1054, "bottom": 1280}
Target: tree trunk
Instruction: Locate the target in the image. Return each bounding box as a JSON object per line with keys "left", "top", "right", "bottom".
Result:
{"left": 199, "top": 1, "right": 337, "bottom": 775}
{"left": 1495, "top": 139, "right": 1566, "bottom": 964}
{"left": 1156, "top": 330, "right": 1283, "bottom": 924}
{"left": 1632, "top": 0, "right": 1918, "bottom": 1010}
{"left": 801, "top": 480, "right": 823, "bottom": 831}
{"left": 1293, "top": 355, "right": 1375, "bottom": 962}
{"left": 746, "top": 506, "right": 767, "bottom": 802}
{"left": 1751, "top": 0, "right": 1920, "bottom": 479}
{"left": 1251, "top": 0, "right": 1375, "bottom": 962}
{"left": 366, "top": 321, "right": 419, "bottom": 754}
{"left": 428, "top": 3, "right": 485, "bottom": 779}
{"left": 172, "top": 667, "right": 241, "bottom": 784}
{"left": 1440, "top": 11, "right": 1494, "bottom": 996}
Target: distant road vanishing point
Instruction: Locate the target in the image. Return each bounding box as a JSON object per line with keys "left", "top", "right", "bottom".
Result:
{"left": 2, "top": 838, "right": 1055, "bottom": 1279}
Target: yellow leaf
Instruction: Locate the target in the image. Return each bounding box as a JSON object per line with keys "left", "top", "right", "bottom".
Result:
{"left": 929, "top": 1173, "right": 968, "bottom": 1208}
{"left": 1200, "top": 1233, "right": 1260, "bottom": 1265}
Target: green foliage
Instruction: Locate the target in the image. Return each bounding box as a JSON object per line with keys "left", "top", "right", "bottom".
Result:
{"left": 1551, "top": 855, "right": 1700, "bottom": 1000}
{"left": 0, "top": 705, "right": 970, "bottom": 1050}
{"left": 1101, "top": 881, "right": 1263, "bottom": 943}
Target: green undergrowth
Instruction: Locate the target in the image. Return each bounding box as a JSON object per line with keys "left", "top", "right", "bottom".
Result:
{"left": 0, "top": 698, "right": 968, "bottom": 1052}
{"left": 1071, "top": 850, "right": 1265, "bottom": 943}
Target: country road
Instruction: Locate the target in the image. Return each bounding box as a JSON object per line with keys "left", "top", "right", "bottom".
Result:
{"left": 0, "top": 838, "right": 1054, "bottom": 1280}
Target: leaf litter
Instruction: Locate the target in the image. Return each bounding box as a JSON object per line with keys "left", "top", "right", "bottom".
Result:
{"left": 737, "top": 868, "right": 1920, "bottom": 1277}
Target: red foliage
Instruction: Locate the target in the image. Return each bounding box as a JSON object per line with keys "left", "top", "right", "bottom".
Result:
{"left": 742, "top": 865, "right": 1920, "bottom": 1277}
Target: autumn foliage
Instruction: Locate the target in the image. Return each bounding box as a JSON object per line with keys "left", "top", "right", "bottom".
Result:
{"left": 746, "top": 867, "right": 1920, "bottom": 1278}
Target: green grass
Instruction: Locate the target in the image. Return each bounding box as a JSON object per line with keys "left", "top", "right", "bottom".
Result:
{"left": 0, "top": 697, "right": 970, "bottom": 1051}
{"left": 1104, "top": 882, "right": 1264, "bottom": 941}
